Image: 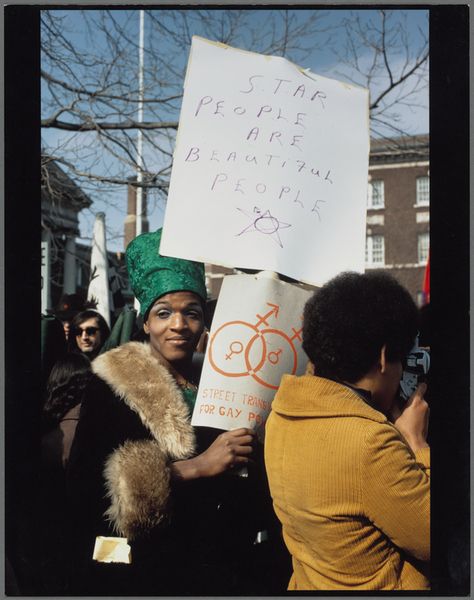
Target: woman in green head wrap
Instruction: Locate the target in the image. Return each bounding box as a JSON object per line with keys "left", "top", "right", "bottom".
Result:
{"left": 67, "top": 229, "right": 259, "bottom": 596}
{"left": 125, "top": 227, "right": 208, "bottom": 408}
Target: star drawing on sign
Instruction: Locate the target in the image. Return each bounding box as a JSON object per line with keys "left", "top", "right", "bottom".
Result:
{"left": 236, "top": 206, "right": 291, "bottom": 248}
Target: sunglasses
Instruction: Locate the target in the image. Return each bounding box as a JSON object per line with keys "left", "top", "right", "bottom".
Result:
{"left": 75, "top": 326, "right": 99, "bottom": 337}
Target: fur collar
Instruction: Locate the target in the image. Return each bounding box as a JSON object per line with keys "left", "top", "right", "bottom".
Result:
{"left": 92, "top": 342, "right": 196, "bottom": 460}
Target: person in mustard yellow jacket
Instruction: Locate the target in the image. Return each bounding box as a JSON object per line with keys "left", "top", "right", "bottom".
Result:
{"left": 265, "top": 271, "right": 430, "bottom": 591}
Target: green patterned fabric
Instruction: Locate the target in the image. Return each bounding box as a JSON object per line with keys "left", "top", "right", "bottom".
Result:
{"left": 99, "top": 308, "right": 138, "bottom": 355}
{"left": 181, "top": 388, "right": 198, "bottom": 412}
{"left": 125, "top": 228, "right": 207, "bottom": 316}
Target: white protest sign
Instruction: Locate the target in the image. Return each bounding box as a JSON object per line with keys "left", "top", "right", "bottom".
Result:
{"left": 191, "top": 273, "right": 313, "bottom": 438}
{"left": 161, "top": 36, "right": 370, "bottom": 286}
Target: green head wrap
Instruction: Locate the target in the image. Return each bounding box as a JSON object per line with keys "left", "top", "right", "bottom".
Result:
{"left": 125, "top": 228, "right": 207, "bottom": 317}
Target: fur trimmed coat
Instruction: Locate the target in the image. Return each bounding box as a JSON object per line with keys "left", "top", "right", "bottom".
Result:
{"left": 67, "top": 342, "right": 288, "bottom": 595}
{"left": 68, "top": 342, "right": 196, "bottom": 541}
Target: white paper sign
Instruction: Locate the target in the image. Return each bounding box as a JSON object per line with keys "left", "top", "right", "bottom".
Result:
{"left": 191, "top": 273, "right": 313, "bottom": 437}
{"left": 161, "top": 36, "right": 370, "bottom": 286}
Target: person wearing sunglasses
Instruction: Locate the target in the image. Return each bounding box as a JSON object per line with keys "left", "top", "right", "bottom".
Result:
{"left": 66, "top": 229, "right": 268, "bottom": 596}
{"left": 68, "top": 310, "right": 110, "bottom": 360}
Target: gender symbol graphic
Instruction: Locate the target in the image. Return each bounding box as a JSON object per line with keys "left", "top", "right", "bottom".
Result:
{"left": 208, "top": 303, "right": 303, "bottom": 390}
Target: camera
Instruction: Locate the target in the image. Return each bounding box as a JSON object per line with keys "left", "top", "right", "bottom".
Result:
{"left": 399, "top": 335, "right": 430, "bottom": 401}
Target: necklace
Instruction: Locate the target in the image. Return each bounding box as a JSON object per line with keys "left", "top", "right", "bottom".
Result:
{"left": 176, "top": 379, "right": 197, "bottom": 392}
{"left": 156, "top": 355, "right": 198, "bottom": 392}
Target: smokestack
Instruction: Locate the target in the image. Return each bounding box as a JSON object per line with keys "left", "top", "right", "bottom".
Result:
{"left": 124, "top": 177, "right": 149, "bottom": 251}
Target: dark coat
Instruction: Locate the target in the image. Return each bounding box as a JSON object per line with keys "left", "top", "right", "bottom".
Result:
{"left": 67, "top": 342, "right": 288, "bottom": 595}
{"left": 42, "top": 404, "right": 81, "bottom": 472}
{"left": 37, "top": 405, "right": 81, "bottom": 594}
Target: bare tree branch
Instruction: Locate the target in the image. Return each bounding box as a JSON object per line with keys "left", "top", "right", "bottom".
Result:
{"left": 41, "top": 117, "right": 179, "bottom": 131}
{"left": 41, "top": 69, "right": 183, "bottom": 104}
{"left": 330, "top": 9, "right": 428, "bottom": 133}
{"left": 45, "top": 154, "right": 169, "bottom": 188}
{"left": 370, "top": 50, "right": 428, "bottom": 110}
{"left": 41, "top": 7, "right": 428, "bottom": 241}
{"left": 42, "top": 8, "right": 340, "bottom": 196}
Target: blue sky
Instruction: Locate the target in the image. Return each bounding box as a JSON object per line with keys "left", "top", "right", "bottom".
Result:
{"left": 41, "top": 8, "right": 429, "bottom": 253}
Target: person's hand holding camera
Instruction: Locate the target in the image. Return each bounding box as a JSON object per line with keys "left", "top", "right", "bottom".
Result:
{"left": 390, "top": 382, "right": 430, "bottom": 452}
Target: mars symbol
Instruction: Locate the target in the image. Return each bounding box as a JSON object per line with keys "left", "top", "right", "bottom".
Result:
{"left": 208, "top": 303, "right": 303, "bottom": 390}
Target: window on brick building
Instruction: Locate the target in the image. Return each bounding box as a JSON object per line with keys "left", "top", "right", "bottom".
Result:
{"left": 416, "top": 177, "right": 430, "bottom": 206}
{"left": 367, "top": 180, "right": 384, "bottom": 208}
{"left": 418, "top": 232, "right": 429, "bottom": 265}
{"left": 365, "top": 235, "right": 385, "bottom": 267}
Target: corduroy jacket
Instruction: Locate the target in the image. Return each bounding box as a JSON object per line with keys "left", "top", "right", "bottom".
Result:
{"left": 264, "top": 374, "right": 430, "bottom": 591}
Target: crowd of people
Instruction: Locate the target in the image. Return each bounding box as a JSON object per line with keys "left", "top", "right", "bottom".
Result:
{"left": 14, "top": 227, "right": 432, "bottom": 594}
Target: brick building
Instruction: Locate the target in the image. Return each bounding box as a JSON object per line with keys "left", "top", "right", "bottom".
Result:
{"left": 205, "top": 134, "right": 430, "bottom": 304}
{"left": 366, "top": 134, "right": 429, "bottom": 305}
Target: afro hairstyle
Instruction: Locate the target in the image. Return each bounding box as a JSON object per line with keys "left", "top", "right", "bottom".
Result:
{"left": 302, "top": 271, "right": 419, "bottom": 384}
